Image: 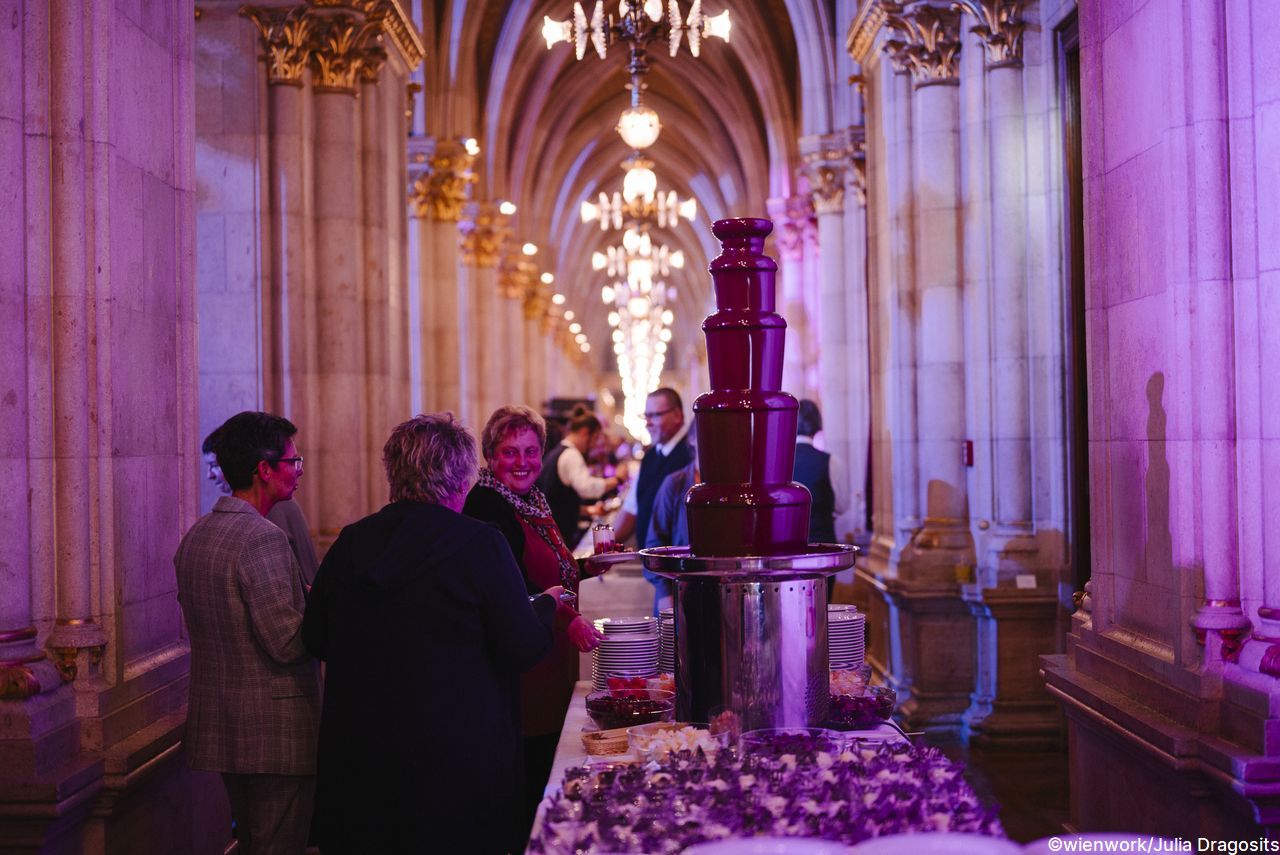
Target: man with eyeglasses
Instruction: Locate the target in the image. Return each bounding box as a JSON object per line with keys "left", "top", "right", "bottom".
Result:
{"left": 613, "top": 387, "right": 691, "bottom": 613}
{"left": 176, "top": 411, "right": 319, "bottom": 855}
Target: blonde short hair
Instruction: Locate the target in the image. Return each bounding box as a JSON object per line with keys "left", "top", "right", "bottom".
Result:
{"left": 383, "top": 413, "right": 478, "bottom": 504}
{"left": 480, "top": 405, "right": 546, "bottom": 464}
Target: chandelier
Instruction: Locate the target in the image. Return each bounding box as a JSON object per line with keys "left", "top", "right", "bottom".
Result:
{"left": 581, "top": 153, "right": 697, "bottom": 231}
{"left": 542, "top": 1, "right": 731, "bottom": 150}
{"left": 595, "top": 226, "right": 681, "bottom": 441}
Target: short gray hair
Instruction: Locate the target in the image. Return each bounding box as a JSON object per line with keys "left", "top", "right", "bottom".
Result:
{"left": 480, "top": 405, "right": 546, "bottom": 463}
{"left": 383, "top": 413, "right": 478, "bottom": 504}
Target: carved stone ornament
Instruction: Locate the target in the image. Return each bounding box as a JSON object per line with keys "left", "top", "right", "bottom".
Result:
{"left": 800, "top": 145, "right": 850, "bottom": 216}
{"left": 848, "top": 127, "right": 868, "bottom": 207}
{"left": 523, "top": 281, "right": 551, "bottom": 321}
{"left": 767, "top": 195, "right": 814, "bottom": 260}
{"left": 883, "top": 3, "right": 963, "bottom": 87}
{"left": 458, "top": 204, "right": 510, "bottom": 268}
{"left": 0, "top": 628, "right": 43, "bottom": 699}
{"left": 411, "top": 140, "right": 476, "bottom": 222}
{"left": 497, "top": 255, "right": 537, "bottom": 300}
{"left": 952, "top": 0, "right": 1025, "bottom": 68}
{"left": 241, "top": 4, "right": 316, "bottom": 86}
{"left": 310, "top": 11, "right": 380, "bottom": 94}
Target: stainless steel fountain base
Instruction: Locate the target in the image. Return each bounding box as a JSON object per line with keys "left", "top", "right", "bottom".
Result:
{"left": 640, "top": 544, "right": 857, "bottom": 730}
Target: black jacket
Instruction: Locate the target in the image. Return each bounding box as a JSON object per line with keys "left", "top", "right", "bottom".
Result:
{"left": 302, "top": 500, "right": 556, "bottom": 854}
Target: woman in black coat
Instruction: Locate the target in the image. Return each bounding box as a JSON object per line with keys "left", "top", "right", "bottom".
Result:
{"left": 302, "top": 413, "right": 562, "bottom": 854}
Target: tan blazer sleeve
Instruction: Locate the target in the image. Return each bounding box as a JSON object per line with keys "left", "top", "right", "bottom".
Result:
{"left": 236, "top": 526, "right": 308, "bottom": 665}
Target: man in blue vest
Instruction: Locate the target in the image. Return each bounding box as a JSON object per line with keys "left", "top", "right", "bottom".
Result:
{"left": 793, "top": 399, "right": 848, "bottom": 599}
{"left": 614, "top": 387, "right": 691, "bottom": 612}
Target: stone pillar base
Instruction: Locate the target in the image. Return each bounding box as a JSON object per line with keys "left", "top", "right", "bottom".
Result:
{"left": 1041, "top": 654, "right": 1279, "bottom": 836}
{"left": 859, "top": 570, "right": 975, "bottom": 734}
{"left": 963, "top": 584, "right": 1064, "bottom": 750}
{"left": 0, "top": 709, "right": 231, "bottom": 854}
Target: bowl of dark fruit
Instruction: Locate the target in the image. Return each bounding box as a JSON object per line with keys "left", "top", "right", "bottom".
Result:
{"left": 826, "top": 685, "right": 897, "bottom": 730}
{"left": 584, "top": 689, "right": 675, "bottom": 730}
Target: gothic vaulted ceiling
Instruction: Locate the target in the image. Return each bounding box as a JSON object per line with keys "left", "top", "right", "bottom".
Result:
{"left": 420, "top": 0, "right": 846, "bottom": 371}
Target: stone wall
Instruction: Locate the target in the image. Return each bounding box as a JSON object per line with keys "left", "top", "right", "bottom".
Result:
{"left": 1042, "top": 0, "right": 1280, "bottom": 835}
{"left": 0, "top": 0, "right": 230, "bottom": 851}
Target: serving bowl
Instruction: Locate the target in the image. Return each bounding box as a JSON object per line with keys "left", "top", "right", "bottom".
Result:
{"left": 738, "top": 726, "right": 845, "bottom": 756}
{"left": 826, "top": 686, "right": 897, "bottom": 731}
{"left": 584, "top": 689, "right": 675, "bottom": 730}
{"left": 627, "top": 721, "right": 730, "bottom": 761}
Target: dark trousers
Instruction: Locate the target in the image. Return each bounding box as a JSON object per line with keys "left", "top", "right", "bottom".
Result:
{"left": 514, "top": 733, "right": 560, "bottom": 852}
{"left": 221, "top": 772, "right": 316, "bottom": 855}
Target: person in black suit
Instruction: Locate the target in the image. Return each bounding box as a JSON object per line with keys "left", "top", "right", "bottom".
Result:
{"left": 613, "top": 387, "right": 691, "bottom": 613}
{"left": 301, "top": 413, "right": 561, "bottom": 855}
{"left": 793, "top": 399, "right": 849, "bottom": 599}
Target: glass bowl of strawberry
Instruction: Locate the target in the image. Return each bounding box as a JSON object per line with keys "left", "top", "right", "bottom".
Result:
{"left": 584, "top": 688, "right": 675, "bottom": 730}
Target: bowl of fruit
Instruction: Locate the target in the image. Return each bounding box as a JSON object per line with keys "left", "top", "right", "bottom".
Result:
{"left": 826, "top": 685, "right": 897, "bottom": 730}
{"left": 585, "top": 687, "right": 676, "bottom": 730}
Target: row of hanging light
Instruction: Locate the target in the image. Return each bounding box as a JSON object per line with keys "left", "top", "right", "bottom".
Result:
{"left": 542, "top": 0, "right": 730, "bottom": 441}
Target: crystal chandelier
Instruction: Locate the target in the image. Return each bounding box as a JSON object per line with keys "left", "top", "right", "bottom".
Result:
{"left": 595, "top": 226, "right": 681, "bottom": 441}
{"left": 580, "top": 153, "right": 697, "bottom": 231}
{"left": 542, "top": 1, "right": 731, "bottom": 150}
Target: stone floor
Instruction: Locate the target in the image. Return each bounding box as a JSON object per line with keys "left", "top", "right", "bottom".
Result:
{"left": 577, "top": 564, "right": 1072, "bottom": 844}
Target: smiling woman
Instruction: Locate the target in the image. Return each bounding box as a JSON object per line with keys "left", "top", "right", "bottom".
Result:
{"left": 463, "top": 403, "right": 608, "bottom": 848}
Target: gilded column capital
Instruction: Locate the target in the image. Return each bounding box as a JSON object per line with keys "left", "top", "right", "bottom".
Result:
{"left": 458, "top": 203, "right": 510, "bottom": 268}
{"left": 952, "top": 0, "right": 1025, "bottom": 68}
{"left": 241, "top": 4, "right": 315, "bottom": 87}
{"left": 799, "top": 132, "right": 852, "bottom": 216}
{"left": 411, "top": 139, "right": 476, "bottom": 222}
{"left": 883, "top": 3, "right": 963, "bottom": 87}
{"left": 497, "top": 253, "right": 537, "bottom": 300}
{"left": 309, "top": 10, "right": 380, "bottom": 94}
{"left": 523, "top": 279, "right": 551, "bottom": 321}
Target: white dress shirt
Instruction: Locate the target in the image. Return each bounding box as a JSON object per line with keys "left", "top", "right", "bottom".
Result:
{"left": 621, "top": 420, "right": 692, "bottom": 515}
{"left": 555, "top": 439, "right": 610, "bottom": 500}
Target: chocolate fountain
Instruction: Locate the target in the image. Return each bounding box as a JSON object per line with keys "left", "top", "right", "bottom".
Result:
{"left": 640, "top": 217, "right": 856, "bottom": 730}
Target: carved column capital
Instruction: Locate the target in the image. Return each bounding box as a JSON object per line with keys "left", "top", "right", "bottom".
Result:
{"left": 241, "top": 4, "right": 315, "bottom": 87}
{"left": 767, "top": 195, "right": 815, "bottom": 259}
{"left": 498, "top": 254, "right": 537, "bottom": 300}
{"left": 848, "top": 126, "right": 868, "bottom": 207}
{"left": 883, "top": 2, "right": 963, "bottom": 87}
{"left": 952, "top": 0, "right": 1025, "bottom": 68}
{"left": 309, "top": 10, "right": 380, "bottom": 95}
{"left": 411, "top": 139, "right": 476, "bottom": 221}
{"left": 800, "top": 132, "right": 852, "bottom": 216}
{"left": 458, "top": 202, "right": 510, "bottom": 268}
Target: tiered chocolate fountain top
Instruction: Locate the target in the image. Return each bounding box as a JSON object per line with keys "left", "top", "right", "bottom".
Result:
{"left": 641, "top": 217, "right": 855, "bottom": 728}
{"left": 686, "top": 217, "right": 812, "bottom": 557}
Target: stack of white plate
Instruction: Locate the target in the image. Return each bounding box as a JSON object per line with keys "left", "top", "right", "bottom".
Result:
{"left": 591, "top": 616, "right": 659, "bottom": 689}
{"left": 828, "top": 605, "right": 865, "bottom": 669}
{"left": 658, "top": 608, "right": 675, "bottom": 674}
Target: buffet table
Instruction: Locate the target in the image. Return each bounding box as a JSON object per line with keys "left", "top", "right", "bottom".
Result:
{"left": 528, "top": 682, "right": 1001, "bottom": 854}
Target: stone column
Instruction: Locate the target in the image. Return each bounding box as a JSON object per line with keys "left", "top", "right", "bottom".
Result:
{"left": 843, "top": 130, "right": 871, "bottom": 539}
{"left": 42, "top": 0, "right": 109, "bottom": 675}
{"left": 801, "top": 132, "right": 853, "bottom": 508}
{"left": 410, "top": 138, "right": 475, "bottom": 417}
{"left": 946, "top": 0, "right": 1062, "bottom": 748}
{"left": 243, "top": 5, "right": 318, "bottom": 524}
{"left": 766, "top": 195, "right": 812, "bottom": 398}
{"left": 875, "top": 6, "right": 977, "bottom": 732}
{"left": 310, "top": 9, "right": 373, "bottom": 545}
{"left": 458, "top": 202, "right": 508, "bottom": 426}
{"left": 1177, "top": 0, "right": 1252, "bottom": 659}
{"left": 360, "top": 53, "right": 392, "bottom": 511}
